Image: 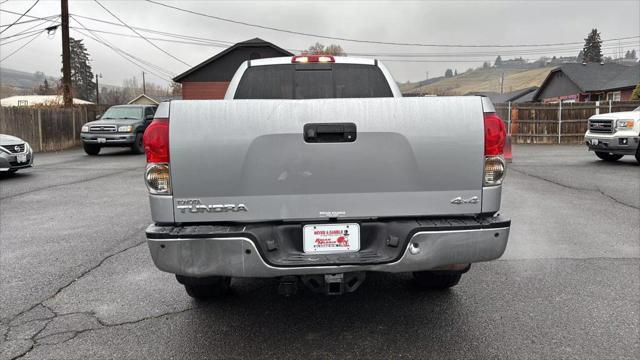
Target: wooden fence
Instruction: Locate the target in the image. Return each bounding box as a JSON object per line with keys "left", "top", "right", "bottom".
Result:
{"left": 495, "top": 101, "right": 640, "bottom": 144}
{"left": 0, "top": 105, "right": 107, "bottom": 152}
{"left": 1, "top": 101, "right": 639, "bottom": 150}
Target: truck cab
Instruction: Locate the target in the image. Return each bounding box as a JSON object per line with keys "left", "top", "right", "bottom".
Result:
{"left": 143, "top": 56, "right": 511, "bottom": 299}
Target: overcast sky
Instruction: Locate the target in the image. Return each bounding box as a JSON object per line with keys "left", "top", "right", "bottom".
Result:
{"left": 1, "top": 0, "right": 639, "bottom": 87}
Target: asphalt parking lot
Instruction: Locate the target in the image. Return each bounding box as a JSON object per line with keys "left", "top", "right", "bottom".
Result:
{"left": 1, "top": 145, "right": 638, "bottom": 359}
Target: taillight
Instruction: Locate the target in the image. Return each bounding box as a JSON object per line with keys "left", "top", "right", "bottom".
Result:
{"left": 144, "top": 118, "right": 169, "bottom": 163}
{"left": 292, "top": 55, "right": 335, "bottom": 63}
{"left": 484, "top": 113, "right": 506, "bottom": 156}
{"left": 483, "top": 112, "right": 507, "bottom": 186}
{"left": 143, "top": 118, "right": 171, "bottom": 195}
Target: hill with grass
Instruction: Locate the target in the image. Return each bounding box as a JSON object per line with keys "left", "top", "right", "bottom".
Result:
{"left": 401, "top": 66, "right": 553, "bottom": 96}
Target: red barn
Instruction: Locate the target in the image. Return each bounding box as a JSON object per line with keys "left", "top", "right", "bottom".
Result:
{"left": 173, "top": 38, "right": 293, "bottom": 100}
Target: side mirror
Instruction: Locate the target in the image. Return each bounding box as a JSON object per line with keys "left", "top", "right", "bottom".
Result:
{"left": 96, "top": 114, "right": 101, "bottom": 120}
{"left": 145, "top": 114, "right": 154, "bottom": 121}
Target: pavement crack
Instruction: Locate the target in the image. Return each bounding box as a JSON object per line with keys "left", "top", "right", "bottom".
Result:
{"left": 3, "top": 227, "right": 147, "bottom": 360}
{"left": 509, "top": 167, "right": 639, "bottom": 210}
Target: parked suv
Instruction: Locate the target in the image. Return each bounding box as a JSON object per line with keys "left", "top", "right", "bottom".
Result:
{"left": 584, "top": 106, "right": 640, "bottom": 163}
{"left": 80, "top": 104, "right": 157, "bottom": 155}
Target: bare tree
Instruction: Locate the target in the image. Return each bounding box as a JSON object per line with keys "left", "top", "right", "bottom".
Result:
{"left": 302, "top": 42, "right": 346, "bottom": 56}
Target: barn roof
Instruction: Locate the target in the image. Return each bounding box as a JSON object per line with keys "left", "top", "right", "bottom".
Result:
{"left": 173, "top": 38, "right": 293, "bottom": 82}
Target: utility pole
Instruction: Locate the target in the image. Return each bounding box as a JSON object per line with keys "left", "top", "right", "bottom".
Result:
{"left": 142, "top": 71, "right": 146, "bottom": 94}
{"left": 95, "top": 73, "right": 102, "bottom": 105}
{"left": 500, "top": 72, "right": 505, "bottom": 94}
{"left": 61, "top": 0, "right": 72, "bottom": 107}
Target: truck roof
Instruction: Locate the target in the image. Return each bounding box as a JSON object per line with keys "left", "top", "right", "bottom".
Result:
{"left": 249, "top": 56, "right": 377, "bottom": 67}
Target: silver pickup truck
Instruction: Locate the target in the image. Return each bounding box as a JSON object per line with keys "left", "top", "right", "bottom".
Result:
{"left": 143, "top": 55, "right": 511, "bottom": 299}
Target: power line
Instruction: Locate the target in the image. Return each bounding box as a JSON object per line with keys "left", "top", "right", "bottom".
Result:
{"left": 0, "top": 13, "right": 57, "bottom": 28}
{"left": 71, "top": 16, "right": 174, "bottom": 81}
{"left": 72, "top": 20, "right": 175, "bottom": 78}
{"left": 65, "top": 25, "right": 638, "bottom": 61}
{"left": 92, "top": 0, "right": 190, "bottom": 67}
{"left": 0, "top": 0, "right": 39, "bottom": 35}
{"left": 67, "top": 26, "right": 232, "bottom": 48}
{"left": 0, "top": 31, "right": 41, "bottom": 62}
{"left": 67, "top": 10, "right": 639, "bottom": 57}
{"left": 69, "top": 13, "right": 237, "bottom": 47}
{"left": 0, "top": 27, "right": 46, "bottom": 41}
{"left": 0, "top": 8, "right": 57, "bottom": 20}
{"left": 1, "top": 16, "right": 59, "bottom": 45}
{"left": 73, "top": 27, "right": 174, "bottom": 82}
{"left": 145, "top": 0, "right": 640, "bottom": 49}
{"left": 0, "top": 15, "right": 59, "bottom": 42}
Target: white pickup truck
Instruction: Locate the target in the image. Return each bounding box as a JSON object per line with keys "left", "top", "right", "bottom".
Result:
{"left": 584, "top": 106, "right": 640, "bottom": 163}
{"left": 142, "top": 55, "right": 511, "bottom": 299}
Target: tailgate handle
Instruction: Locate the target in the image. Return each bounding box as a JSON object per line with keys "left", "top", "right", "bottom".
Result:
{"left": 304, "top": 123, "right": 357, "bottom": 143}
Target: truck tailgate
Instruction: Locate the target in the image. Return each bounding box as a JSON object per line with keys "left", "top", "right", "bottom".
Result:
{"left": 169, "top": 97, "right": 485, "bottom": 222}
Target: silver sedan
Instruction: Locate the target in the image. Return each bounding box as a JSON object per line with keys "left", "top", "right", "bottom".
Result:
{"left": 0, "top": 134, "right": 34, "bottom": 174}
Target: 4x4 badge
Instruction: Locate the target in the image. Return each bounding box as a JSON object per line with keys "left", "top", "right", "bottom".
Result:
{"left": 450, "top": 196, "right": 479, "bottom": 205}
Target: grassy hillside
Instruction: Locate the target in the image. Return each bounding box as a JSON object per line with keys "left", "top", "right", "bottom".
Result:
{"left": 403, "top": 67, "right": 553, "bottom": 95}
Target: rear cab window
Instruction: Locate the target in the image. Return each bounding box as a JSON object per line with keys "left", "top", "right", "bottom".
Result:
{"left": 234, "top": 63, "right": 393, "bottom": 99}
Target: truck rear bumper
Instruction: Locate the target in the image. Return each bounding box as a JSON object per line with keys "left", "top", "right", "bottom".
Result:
{"left": 146, "top": 216, "right": 510, "bottom": 278}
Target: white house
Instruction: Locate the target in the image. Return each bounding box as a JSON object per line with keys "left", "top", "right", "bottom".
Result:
{"left": 0, "top": 95, "right": 94, "bottom": 107}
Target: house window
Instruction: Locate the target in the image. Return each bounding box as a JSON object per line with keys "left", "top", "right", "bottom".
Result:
{"left": 607, "top": 91, "right": 621, "bottom": 101}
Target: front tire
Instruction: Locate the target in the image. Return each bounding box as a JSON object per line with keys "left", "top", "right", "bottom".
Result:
{"left": 595, "top": 151, "right": 623, "bottom": 162}
{"left": 635, "top": 146, "right": 639, "bottom": 164}
{"left": 131, "top": 133, "right": 144, "bottom": 154}
{"left": 413, "top": 271, "right": 462, "bottom": 290}
{"left": 176, "top": 275, "right": 231, "bottom": 300}
{"left": 83, "top": 143, "right": 101, "bottom": 155}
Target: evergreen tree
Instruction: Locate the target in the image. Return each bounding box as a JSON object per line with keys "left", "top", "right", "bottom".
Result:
{"left": 494, "top": 55, "right": 503, "bottom": 67}
{"left": 444, "top": 69, "right": 453, "bottom": 78}
{"left": 576, "top": 50, "right": 584, "bottom": 63}
{"left": 582, "top": 29, "right": 602, "bottom": 63}
{"left": 61, "top": 38, "right": 96, "bottom": 101}
{"left": 454, "top": 69, "right": 458, "bottom": 76}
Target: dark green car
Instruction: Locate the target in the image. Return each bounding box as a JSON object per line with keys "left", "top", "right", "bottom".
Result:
{"left": 80, "top": 104, "right": 157, "bottom": 155}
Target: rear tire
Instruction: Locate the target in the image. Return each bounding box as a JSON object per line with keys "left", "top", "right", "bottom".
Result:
{"left": 177, "top": 275, "right": 231, "bottom": 300}
{"left": 131, "top": 133, "right": 144, "bottom": 154}
{"left": 83, "top": 143, "right": 101, "bottom": 156}
{"left": 595, "top": 151, "right": 623, "bottom": 162}
{"left": 413, "top": 271, "right": 462, "bottom": 290}
{"left": 635, "top": 146, "right": 639, "bottom": 164}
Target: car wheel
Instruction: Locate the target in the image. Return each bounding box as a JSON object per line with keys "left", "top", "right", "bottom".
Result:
{"left": 413, "top": 271, "right": 462, "bottom": 290}
{"left": 176, "top": 275, "right": 231, "bottom": 300}
{"left": 594, "top": 151, "right": 623, "bottom": 162}
{"left": 83, "top": 143, "right": 101, "bottom": 155}
{"left": 7, "top": 169, "right": 18, "bottom": 174}
{"left": 131, "top": 133, "right": 144, "bottom": 154}
{"left": 635, "top": 146, "right": 640, "bottom": 164}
